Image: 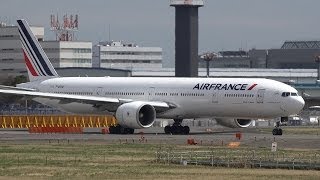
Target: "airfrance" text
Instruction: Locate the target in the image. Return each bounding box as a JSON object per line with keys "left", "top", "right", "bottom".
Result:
{"left": 193, "top": 83, "right": 248, "bottom": 91}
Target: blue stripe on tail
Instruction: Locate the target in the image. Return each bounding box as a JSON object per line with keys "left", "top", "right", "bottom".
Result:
{"left": 17, "top": 20, "right": 54, "bottom": 76}
{"left": 18, "top": 28, "right": 44, "bottom": 76}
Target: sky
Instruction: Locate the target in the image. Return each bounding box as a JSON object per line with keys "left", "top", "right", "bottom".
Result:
{"left": 2, "top": 0, "right": 320, "bottom": 67}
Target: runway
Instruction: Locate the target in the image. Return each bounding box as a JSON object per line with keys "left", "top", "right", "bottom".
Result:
{"left": 0, "top": 127, "right": 319, "bottom": 150}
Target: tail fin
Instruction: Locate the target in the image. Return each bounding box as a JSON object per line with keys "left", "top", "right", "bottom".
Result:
{"left": 17, "top": 19, "right": 59, "bottom": 82}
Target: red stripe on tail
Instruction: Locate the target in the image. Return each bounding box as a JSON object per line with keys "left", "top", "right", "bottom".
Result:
{"left": 23, "top": 50, "right": 38, "bottom": 76}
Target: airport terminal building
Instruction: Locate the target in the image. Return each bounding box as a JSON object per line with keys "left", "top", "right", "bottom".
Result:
{"left": 199, "top": 41, "right": 320, "bottom": 69}
{"left": 92, "top": 41, "right": 162, "bottom": 70}
{"left": 199, "top": 49, "right": 270, "bottom": 69}
{"left": 267, "top": 41, "right": 320, "bottom": 69}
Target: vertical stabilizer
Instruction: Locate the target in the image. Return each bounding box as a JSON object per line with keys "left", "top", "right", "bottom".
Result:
{"left": 17, "top": 19, "right": 59, "bottom": 82}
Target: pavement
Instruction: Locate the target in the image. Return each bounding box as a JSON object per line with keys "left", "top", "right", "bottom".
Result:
{"left": 0, "top": 127, "right": 319, "bottom": 150}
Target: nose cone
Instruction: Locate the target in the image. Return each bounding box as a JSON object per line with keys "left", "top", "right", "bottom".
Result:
{"left": 290, "top": 97, "right": 305, "bottom": 114}
{"left": 297, "top": 97, "right": 305, "bottom": 111}
{"left": 282, "top": 96, "right": 305, "bottom": 115}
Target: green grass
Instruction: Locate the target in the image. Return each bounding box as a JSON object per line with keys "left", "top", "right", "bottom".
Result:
{"left": 0, "top": 141, "right": 319, "bottom": 179}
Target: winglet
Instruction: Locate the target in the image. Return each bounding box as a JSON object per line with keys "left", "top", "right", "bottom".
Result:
{"left": 17, "top": 19, "right": 59, "bottom": 82}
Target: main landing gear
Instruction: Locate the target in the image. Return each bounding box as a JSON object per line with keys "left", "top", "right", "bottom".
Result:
{"left": 272, "top": 117, "right": 288, "bottom": 136}
{"left": 109, "top": 125, "right": 134, "bottom": 134}
{"left": 164, "top": 119, "right": 190, "bottom": 135}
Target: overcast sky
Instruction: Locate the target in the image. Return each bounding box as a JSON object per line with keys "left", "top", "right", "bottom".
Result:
{"left": 2, "top": 0, "right": 320, "bottom": 67}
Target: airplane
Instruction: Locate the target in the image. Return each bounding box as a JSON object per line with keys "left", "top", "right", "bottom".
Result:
{"left": 0, "top": 19, "right": 305, "bottom": 135}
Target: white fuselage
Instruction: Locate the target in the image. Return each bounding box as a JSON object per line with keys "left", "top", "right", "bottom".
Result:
{"left": 18, "top": 77, "right": 305, "bottom": 119}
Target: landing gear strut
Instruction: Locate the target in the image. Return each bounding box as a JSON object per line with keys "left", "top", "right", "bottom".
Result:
{"left": 164, "top": 119, "right": 190, "bottom": 135}
{"left": 109, "top": 125, "right": 134, "bottom": 134}
{"left": 272, "top": 117, "right": 288, "bottom": 136}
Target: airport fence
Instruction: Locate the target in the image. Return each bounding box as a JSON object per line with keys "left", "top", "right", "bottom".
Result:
{"left": 155, "top": 149, "right": 320, "bottom": 170}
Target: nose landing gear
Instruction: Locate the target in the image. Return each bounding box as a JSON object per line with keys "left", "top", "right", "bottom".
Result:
{"left": 272, "top": 117, "right": 288, "bottom": 135}
{"left": 164, "top": 119, "right": 190, "bottom": 135}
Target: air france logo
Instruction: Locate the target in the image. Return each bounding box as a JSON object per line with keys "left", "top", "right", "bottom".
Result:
{"left": 193, "top": 83, "right": 257, "bottom": 91}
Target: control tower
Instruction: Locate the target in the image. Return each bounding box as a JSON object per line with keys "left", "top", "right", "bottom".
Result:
{"left": 170, "top": 0, "right": 204, "bottom": 77}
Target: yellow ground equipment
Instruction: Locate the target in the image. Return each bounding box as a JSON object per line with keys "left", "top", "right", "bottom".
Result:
{"left": 0, "top": 115, "right": 117, "bottom": 133}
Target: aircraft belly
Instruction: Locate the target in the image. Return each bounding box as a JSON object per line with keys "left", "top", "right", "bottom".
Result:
{"left": 202, "top": 102, "right": 283, "bottom": 119}
{"left": 157, "top": 101, "right": 220, "bottom": 119}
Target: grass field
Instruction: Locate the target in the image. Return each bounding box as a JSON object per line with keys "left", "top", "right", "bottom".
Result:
{"left": 0, "top": 141, "right": 319, "bottom": 179}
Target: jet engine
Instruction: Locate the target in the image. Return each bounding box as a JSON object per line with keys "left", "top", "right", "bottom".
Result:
{"left": 115, "top": 101, "right": 156, "bottom": 129}
{"left": 215, "top": 118, "right": 252, "bottom": 128}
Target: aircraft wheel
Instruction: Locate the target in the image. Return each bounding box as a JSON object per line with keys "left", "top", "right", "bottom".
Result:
{"left": 272, "top": 128, "right": 283, "bottom": 136}
{"left": 118, "top": 126, "right": 125, "bottom": 134}
{"left": 171, "top": 126, "right": 178, "bottom": 135}
{"left": 183, "top": 126, "right": 190, "bottom": 135}
{"left": 164, "top": 126, "right": 171, "bottom": 134}
{"left": 165, "top": 125, "right": 189, "bottom": 135}
{"left": 128, "top": 128, "right": 134, "bottom": 134}
{"left": 109, "top": 126, "right": 115, "bottom": 134}
{"left": 109, "top": 126, "right": 120, "bottom": 134}
{"left": 272, "top": 129, "right": 278, "bottom": 135}
{"left": 123, "top": 128, "right": 133, "bottom": 134}
{"left": 177, "top": 126, "right": 184, "bottom": 134}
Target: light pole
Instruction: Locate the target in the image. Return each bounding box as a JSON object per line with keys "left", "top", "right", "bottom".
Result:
{"left": 315, "top": 55, "right": 320, "bottom": 81}
{"left": 25, "top": 98, "right": 28, "bottom": 115}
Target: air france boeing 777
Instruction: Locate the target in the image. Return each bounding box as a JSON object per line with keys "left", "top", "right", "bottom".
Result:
{"left": 0, "top": 19, "right": 305, "bottom": 135}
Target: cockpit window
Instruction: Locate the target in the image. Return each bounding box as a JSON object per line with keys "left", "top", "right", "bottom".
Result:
{"left": 282, "top": 92, "right": 290, "bottom": 97}
{"left": 281, "top": 92, "right": 298, "bottom": 97}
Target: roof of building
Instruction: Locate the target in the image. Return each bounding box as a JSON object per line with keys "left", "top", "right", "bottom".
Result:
{"left": 56, "top": 67, "right": 131, "bottom": 73}
{"left": 281, "top": 41, "right": 320, "bottom": 49}
{"left": 218, "top": 51, "right": 248, "bottom": 57}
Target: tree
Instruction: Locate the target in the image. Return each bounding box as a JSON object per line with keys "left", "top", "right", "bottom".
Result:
{"left": 0, "top": 75, "right": 28, "bottom": 105}
{"left": 3, "top": 75, "right": 28, "bottom": 86}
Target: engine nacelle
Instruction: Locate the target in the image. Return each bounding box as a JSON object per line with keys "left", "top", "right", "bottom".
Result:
{"left": 115, "top": 101, "right": 156, "bottom": 129}
{"left": 215, "top": 118, "right": 252, "bottom": 128}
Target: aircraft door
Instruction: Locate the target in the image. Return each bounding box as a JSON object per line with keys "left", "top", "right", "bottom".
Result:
{"left": 256, "top": 89, "right": 265, "bottom": 103}
{"left": 212, "top": 91, "right": 219, "bottom": 103}
{"left": 148, "top": 87, "right": 155, "bottom": 101}
{"left": 96, "top": 87, "right": 103, "bottom": 96}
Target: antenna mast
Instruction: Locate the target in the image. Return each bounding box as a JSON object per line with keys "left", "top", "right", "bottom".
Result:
{"left": 50, "top": 14, "right": 79, "bottom": 41}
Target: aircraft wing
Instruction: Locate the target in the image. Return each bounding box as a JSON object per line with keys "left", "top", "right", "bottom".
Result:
{"left": 0, "top": 85, "right": 36, "bottom": 91}
{"left": 0, "top": 89, "right": 172, "bottom": 112}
